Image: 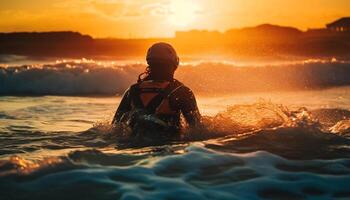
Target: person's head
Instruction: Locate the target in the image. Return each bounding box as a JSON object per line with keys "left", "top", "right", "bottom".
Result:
{"left": 140, "top": 42, "right": 179, "bottom": 81}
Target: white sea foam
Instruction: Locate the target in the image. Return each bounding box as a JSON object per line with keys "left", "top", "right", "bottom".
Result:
{"left": 1, "top": 59, "right": 350, "bottom": 199}
{"left": 1, "top": 59, "right": 350, "bottom": 95}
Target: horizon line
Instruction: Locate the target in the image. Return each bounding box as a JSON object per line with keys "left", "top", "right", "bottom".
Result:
{"left": 0, "top": 20, "right": 345, "bottom": 40}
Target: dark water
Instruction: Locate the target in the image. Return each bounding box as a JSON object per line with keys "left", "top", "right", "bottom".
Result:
{"left": 1, "top": 95, "right": 350, "bottom": 200}
{"left": 1, "top": 59, "right": 350, "bottom": 199}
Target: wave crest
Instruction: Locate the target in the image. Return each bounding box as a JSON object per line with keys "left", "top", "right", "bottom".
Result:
{"left": 1, "top": 59, "right": 350, "bottom": 95}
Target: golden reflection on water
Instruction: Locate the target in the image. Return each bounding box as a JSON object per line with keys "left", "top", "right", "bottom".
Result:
{"left": 0, "top": 156, "right": 63, "bottom": 176}
{"left": 1, "top": 87, "right": 349, "bottom": 134}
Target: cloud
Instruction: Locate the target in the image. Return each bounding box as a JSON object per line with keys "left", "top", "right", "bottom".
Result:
{"left": 141, "top": 2, "right": 170, "bottom": 16}
{"left": 53, "top": 0, "right": 170, "bottom": 20}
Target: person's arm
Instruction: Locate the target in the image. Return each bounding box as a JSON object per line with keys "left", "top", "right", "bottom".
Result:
{"left": 172, "top": 86, "right": 201, "bottom": 127}
{"left": 112, "top": 89, "right": 132, "bottom": 124}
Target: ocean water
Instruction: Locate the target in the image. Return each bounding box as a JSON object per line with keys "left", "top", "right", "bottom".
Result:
{"left": 1, "top": 59, "right": 350, "bottom": 200}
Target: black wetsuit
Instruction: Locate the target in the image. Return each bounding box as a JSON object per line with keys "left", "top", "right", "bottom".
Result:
{"left": 112, "top": 79, "right": 201, "bottom": 131}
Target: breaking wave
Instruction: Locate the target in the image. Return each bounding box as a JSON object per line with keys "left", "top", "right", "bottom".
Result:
{"left": 1, "top": 58, "right": 350, "bottom": 95}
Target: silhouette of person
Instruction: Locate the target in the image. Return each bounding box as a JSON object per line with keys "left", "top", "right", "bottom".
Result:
{"left": 112, "top": 42, "right": 201, "bottom": 137}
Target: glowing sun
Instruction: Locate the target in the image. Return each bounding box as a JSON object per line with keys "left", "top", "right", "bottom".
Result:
{"left": 168, "top": 0, "right": 201, "bottom": 27}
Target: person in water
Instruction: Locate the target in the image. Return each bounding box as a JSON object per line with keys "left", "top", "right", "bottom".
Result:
{"left": 112, "top": 42, "right": 201, "bottom": 138}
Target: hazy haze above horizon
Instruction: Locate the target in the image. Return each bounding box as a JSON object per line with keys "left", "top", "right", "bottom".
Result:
{"left": 1, "top": 0, "right": 350, "bottom": 38}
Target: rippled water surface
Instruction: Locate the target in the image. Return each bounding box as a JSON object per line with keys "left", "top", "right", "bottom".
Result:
{"left": 1, "top": 87, "right": 350, "bottom": 199}
{"left": 1, "top": 60, "right": 350, "bottom": 199}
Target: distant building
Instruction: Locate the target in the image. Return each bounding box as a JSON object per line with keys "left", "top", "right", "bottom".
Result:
{"left": 326, "top": 17, "right": 350, "bottom": 32}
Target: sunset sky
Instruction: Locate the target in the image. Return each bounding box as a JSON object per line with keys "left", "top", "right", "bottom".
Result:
{"left": 1, "top": 0, "right": 349, "bottom": 38}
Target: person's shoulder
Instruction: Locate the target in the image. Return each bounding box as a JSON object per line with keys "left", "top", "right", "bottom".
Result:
{"left": 131, "top": 81, "right": 140, "bottom": 87}
{"left": 128, "top": 82, "right": 141, "bottom": 90}
{"left": 121, "top": 82, "right": 139, "bottom": 96}
{"left": 172, "top": 79, "right": 194, "bottom": 95}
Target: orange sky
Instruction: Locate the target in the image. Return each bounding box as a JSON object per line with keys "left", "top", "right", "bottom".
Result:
{"left": 0, "top": 0, "right": 349, "bottom": 38}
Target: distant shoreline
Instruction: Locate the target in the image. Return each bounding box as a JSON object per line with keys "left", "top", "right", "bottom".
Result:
{"left": 0, "top": 23, "right": 350, "bottom": 60}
